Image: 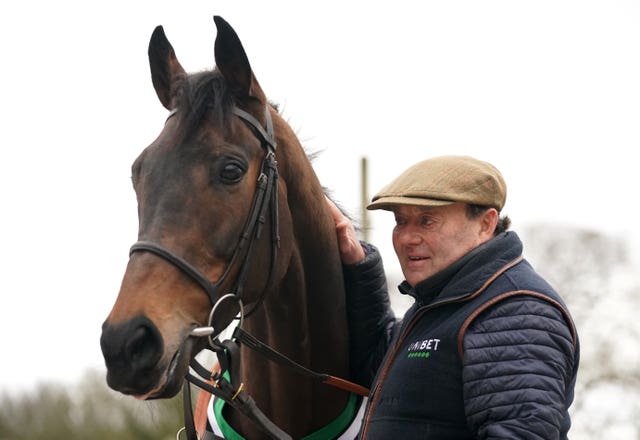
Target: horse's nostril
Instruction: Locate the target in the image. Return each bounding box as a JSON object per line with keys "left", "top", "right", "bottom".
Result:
{"left": 125, "top": 322, "right": 163, "bottom": 371}
{"left": 101, "top": 316, "right": 164, "bottom": 376}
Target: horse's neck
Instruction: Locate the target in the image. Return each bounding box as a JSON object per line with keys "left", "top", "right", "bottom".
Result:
{"left": 286, "top": 186, "right": 350, "bottom": 371}
{"left": 242, "top": 211, "right": 350, "bottom": 379}
{"left": 235, "top": 194, "right": 351, "bottom": 439}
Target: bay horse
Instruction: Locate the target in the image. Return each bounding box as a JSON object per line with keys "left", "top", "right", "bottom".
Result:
{"left": 100, "top": 16, "right": 362, "bottom": 440}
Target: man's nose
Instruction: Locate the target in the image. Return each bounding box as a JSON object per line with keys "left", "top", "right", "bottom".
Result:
{"left": 398, "top": 225, "right": 424, "bottom": 245}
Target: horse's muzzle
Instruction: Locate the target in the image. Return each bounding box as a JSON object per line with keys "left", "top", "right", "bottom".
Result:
{"left": 100, "top": 315, "right": 168, "bottom": 396}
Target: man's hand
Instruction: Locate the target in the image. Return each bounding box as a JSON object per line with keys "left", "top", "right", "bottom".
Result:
{"left": 325, "top": 196, "right": 366, "bottom": 265}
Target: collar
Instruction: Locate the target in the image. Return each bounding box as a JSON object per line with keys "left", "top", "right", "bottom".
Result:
{"left": 398, "top": 231, "right": 523, "bottom": 305}
{"left": 209, "top": 392, "right": 364, "bottom": 440}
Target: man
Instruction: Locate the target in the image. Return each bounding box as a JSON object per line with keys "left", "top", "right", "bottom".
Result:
{"left": 329, "top": 155, "right": 579, "bottom": 439}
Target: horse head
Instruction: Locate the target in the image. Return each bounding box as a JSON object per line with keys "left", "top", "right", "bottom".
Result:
{"left": 100, "top": 16, "right": 350, "bottom": 438}
{"left": 100, "top": 16, "right": 294, "bottom": 399}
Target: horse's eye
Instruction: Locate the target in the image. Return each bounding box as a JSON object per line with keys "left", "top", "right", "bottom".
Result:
{"left": 220, "top": 161, "right": 245, "bottom": 183}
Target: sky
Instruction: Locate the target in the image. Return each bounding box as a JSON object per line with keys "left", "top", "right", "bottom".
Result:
{"left": 1, "top": 1, "right": 639, "bottom": 394}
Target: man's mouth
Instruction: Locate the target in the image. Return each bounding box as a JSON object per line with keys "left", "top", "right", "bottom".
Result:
{"left": 408, "top": 254, "right": 429, "bottom": 262}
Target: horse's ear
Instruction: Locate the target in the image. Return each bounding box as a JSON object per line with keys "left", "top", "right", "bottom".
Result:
{"left": 148, "top": 25, "right": 186, "bottom": 110}
{"left": 213, "top": 16, "right": 266, "bottom": 103}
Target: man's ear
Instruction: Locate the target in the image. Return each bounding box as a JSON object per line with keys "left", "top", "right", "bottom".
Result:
{"left": 480, "top": 208, "right": 499, "bottom": 239}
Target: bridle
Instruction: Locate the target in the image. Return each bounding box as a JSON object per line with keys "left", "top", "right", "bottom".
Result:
{"left": 130, "top": 105, "right": 280, "bottom": 322}
{"left": 129, "top": 104, "right": 284, "bottom": 439}
{"left": 129, "top": 105, "right": 367, "bottom": 440}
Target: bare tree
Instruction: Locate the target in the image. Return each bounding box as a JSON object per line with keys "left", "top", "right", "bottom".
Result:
{"left": 522, "top": 223, "right": 640, "bottom": 439}
{"left": 0, "top": 370, "right": 185, "bottom": 439}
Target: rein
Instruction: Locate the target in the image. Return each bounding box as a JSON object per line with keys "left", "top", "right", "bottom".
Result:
{"left": 129, "top": 105, "right": 367, "bottom": 440}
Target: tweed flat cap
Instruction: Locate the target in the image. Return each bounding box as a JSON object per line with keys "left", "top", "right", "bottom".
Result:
{"left": 367, "top": 155, "right": 507, "bottom": 211}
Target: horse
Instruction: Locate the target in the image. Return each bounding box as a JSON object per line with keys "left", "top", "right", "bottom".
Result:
{"left": 100, "top": 15, "right": 361, "bottom": 440}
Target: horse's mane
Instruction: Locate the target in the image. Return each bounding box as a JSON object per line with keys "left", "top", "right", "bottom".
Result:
{"left": 175, "top": 70, "right": 286, "bottom": 145}
{"left": 174, "top": 70, "right": 235, "bottom": 142}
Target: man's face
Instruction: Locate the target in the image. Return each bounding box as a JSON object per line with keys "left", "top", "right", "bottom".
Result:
{"left": 392, "top": 203, "right": 495, "bottom": 287}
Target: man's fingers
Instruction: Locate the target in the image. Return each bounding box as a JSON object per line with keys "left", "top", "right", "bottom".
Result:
{"left": 325, "top": 195, "right": 343, "bottom": 222}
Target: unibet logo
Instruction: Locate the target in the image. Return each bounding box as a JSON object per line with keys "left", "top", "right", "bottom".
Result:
{"left": 407, "top": 338, "right": 440, "bottom": 359}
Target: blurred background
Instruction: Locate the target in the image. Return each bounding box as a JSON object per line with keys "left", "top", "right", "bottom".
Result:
{"left": 1, "top": 1, "right": 638, "bottom": 438}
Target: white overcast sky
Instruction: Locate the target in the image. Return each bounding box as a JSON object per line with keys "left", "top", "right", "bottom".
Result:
{"left": 1, "top": 1, "right": 639, "bottom": 393}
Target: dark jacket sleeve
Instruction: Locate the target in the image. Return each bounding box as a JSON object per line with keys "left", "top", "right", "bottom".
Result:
{"left": 342, "top": 242, "right": 397, "bottom": 387}
{"left": 462, "top": 296, "right": 578, "bottom": 440}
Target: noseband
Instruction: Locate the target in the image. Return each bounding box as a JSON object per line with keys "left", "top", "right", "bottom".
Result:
{"left": 129, "top": 105, "right": 280, "bottom": 327}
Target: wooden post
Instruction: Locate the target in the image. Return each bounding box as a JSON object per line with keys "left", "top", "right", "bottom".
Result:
{"left": 360, "top": 156, "right": 370, "bottom": 242}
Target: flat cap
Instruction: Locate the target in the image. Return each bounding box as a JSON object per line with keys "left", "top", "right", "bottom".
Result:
{"left": 367, "top": 155, "right": 507, "bottom": 211}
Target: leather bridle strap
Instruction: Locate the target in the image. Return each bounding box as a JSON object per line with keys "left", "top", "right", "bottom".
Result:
{"left": 233, "top": 327, "right": 370, "bottom": 397}
{"left": 130, "top": 240, "right": 219, "bottom": 299}
{"left": 233, "top": 107, "right": 276, "bottom": 152}
{"left": 182, "top": 365, "right": 291, "bottom": 440}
